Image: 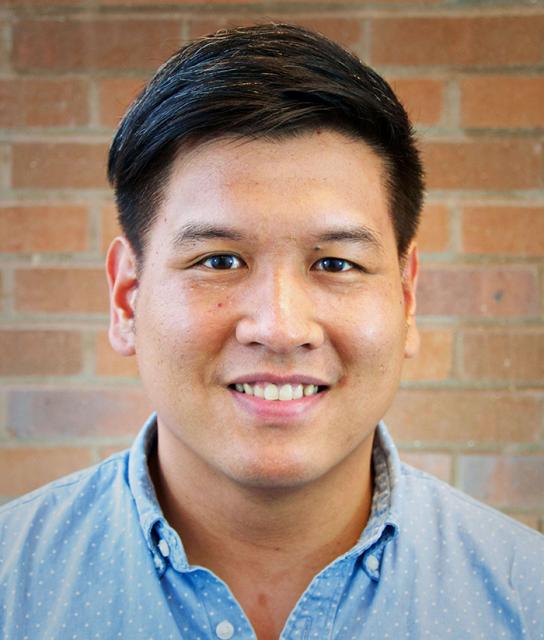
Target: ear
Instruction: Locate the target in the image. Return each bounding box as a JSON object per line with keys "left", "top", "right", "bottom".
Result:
{"left": 106, "top": 236, "right": 139, "bottom": 357}
{"left": 401, "top": 242, "right": 419, "bottom": 359}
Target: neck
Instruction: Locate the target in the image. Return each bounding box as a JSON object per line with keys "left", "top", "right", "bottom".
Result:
{"left": 151, "top": 431, "right": 374, "bottom": 562}
{"left": 150, "top": 426, "right": 375, "bottom": 639}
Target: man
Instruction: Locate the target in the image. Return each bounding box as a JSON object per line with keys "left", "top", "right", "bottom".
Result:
{"left": 1, "top": 23, "right": 542, "bottom": 640}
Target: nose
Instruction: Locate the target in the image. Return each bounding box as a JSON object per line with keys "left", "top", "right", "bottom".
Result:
{"left": 235, "top": 267, "right": 325, "bottom": 353}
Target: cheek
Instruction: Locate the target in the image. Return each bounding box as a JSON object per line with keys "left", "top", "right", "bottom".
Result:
{"left": 135, "top": 282, "right": 234, "bottom": 369}
{"left": 333, "top": 293, "right": 407, "bottom": 369}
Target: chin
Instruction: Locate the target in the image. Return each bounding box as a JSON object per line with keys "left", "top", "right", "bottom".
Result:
{"left": 227, "top": 453, "right": 325, "bottom": 491}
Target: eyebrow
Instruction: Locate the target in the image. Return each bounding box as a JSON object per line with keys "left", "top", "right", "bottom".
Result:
{"left": 171, "top": 223, "right": 245, "bottom": 248}
{"left": 170, "top": 222, "right": 384, "bottom": 252}
{"left": 310, "top": 226, "right": 384, "bottom": 253}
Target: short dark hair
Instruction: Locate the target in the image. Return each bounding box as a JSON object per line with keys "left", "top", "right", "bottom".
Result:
{"left": 108, "top": 23, "right": 424, "bottom": 263}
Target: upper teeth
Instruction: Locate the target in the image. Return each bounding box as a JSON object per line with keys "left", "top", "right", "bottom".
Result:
{"left": 234, "top": 382, "right": 319, "bottom": 401}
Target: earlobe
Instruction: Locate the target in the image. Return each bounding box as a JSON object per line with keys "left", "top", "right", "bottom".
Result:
{"left": 402, "top": 242, "right": 420, "bottom": 359}
{"left": 106, "top": 236, "right": 139, "bottom": 357}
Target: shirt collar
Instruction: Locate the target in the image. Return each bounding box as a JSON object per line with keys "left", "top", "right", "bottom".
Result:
{"left": 128, "top": 412, "right": 162, "bottom": 544}
{"left": 127, "top": 415, "right": 402, "bottom": 578}
{"left": 350, "top": 421, "right": 402, "bottom": 581}
{"left": 127, "top": 413, "right": 190, "bottom": 574}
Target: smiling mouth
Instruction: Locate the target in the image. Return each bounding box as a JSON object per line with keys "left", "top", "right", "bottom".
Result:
{"left": 228, "top": 382, "right": 328, "bottom": 401}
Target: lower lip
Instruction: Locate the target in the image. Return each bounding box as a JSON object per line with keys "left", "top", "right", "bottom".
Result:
{"left": 229, "top": 387, "right": 326, "bottom": 421}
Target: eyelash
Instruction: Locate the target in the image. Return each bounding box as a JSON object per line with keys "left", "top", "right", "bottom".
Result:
{"left": 197, "top": 254, "right": 360, "bottom": 273}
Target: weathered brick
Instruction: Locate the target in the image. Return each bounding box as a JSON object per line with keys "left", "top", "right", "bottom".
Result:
{"left": 0, "top": 206, "right": 88, "bottom": 253}
{"left": 7, "top": 388, "right": 150, "bottom": 438}
{"left": 0, "top": 0, "right": 83, "bottom": 5}
{"left": 461, "top": 76, "right": 544, "bottom": 129}
{"left": 401, "top": 328, "right": 453, "bottom": 381}
{"left": 0, "top": 330, "right": 82, "bottom": 376}
{"left": 399, "top": 451, "right": 452, "bottom": 483}
{"left": 188, "top": 18, "right": 361, "bottom": 47}
{"left": 462, "top": 206, "right": 544, "bottom": 256}
{"left": 95, "top": 330, "right": 139, "bottom": 378}
{"left": 12, "top": 143, "right": 108, "bottom": 190}
{"left": 386, "top": 390, "right": 541, "bottom": 445}
{"left": 98, "top": 77, "right": 146, "bottom": 128}
{"left": 0, "top": 447, "right": 92, "bottom": 496}
{"left": 102, "top": 0, "right": 437, "bottom": 3}
{"left": 390, "top": 77, "right": 444, "bottom": 126}
{"left": 458, "top": 454, "right": 544, "bottom": 509}
{"left": 371, "top": 16, "right": 544, "bottom": 67}
{"left": 15, "top": 268, "right": 108, "bottom": 314}
{"left": 417, "top": 266, "right": 539, "bottom": 318}
{"left": 13, "top": 19, "right": 180, "bottom": 71}
{"left": 0, "top": 78, "right": 88, "bottom": 128}
{"left": 417, "top": 204, "right": 449, "bottom": 253}
{"left": 423, "top": 140, "right": 543, "bottom": 190}
{"left": 462, "top": 329, "right": 544, "bottom": 381}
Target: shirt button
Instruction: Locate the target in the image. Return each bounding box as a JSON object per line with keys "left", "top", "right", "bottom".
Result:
{"left": 158, "top": 539, "right": 170, "bottom": 557}
{"left": 215, "top": 620, "right": 234, "bottom": 639}
{"left": 366, "top": 554, "right": 379, "bottom": 572}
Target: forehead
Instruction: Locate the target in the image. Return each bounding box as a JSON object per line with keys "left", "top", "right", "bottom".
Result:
{"left": 156, "top": 130, "right": 395, "bottom": 250}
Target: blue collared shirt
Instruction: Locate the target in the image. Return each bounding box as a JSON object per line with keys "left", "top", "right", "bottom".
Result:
{"left": 1, "top": 414, "right": 543, "bottom": 639}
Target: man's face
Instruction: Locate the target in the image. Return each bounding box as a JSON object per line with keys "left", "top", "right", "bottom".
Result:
{"left": 108, "top": 130, "right": 418, "bottom": 490}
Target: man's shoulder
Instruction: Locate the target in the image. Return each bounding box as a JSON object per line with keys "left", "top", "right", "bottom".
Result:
{"left": 398, "top": 460, "right": 543, "bottom": 553}
{"left": 0, "top": 450, "right": 130, "bottom": 539}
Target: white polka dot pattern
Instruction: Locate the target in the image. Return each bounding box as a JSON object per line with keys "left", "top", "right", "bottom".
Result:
{"left": 0, "top": 415, "right": 542, "bottom": 639}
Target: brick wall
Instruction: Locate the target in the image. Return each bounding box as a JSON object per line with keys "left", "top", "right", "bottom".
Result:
{"left": 0, "top": 0, "right": 542, "bottom": 531}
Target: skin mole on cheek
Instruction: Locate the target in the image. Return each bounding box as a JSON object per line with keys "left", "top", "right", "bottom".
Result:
{"left": 217, "top": 302, "right": 223, "bottom": 308}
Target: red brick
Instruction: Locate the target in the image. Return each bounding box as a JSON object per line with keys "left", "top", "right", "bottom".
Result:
{"left": 417, "top": 204, "right": 449, "bottom": 253}
{"left": 458, "top": 454, "right": 544, "bottom": 509}
{"left": 101, "top": 202, "right": 121, "bottom": 253}
{"left": 371, "top": 16, "right": 544, "bottom": 67}
{"left": 423, "top": 140, "right": 543, "bottom": 190}
{"left": 95, "top": 330, "right": 139, "bottom": 378}
{"left": 101, "top": 0, "right": 438, "bottom": 3}
{"left": 401, "top": 328, "right": 453, "bottom": 381}
{"left": 399, "top": 451, "right": 452, "bottom": 483}
{"left": 13, "top": 19, "right": 180, "bottom": 71}
{"left": 390, "top": 77, "right": 444, "bottom": 126}
{"left": 0, "top": 447, "right": 92, "bottom": 496}
{"left": 417, "top": 266, "right": 539, "bottom": 318}
{"left": 461, "top": 76, "right": 544, "bottom": 129}
{"left": 12, "top": 143, "right": 108, "bottom": 189}
{"left": 0, "top": 0, "right": 83, "bottom": 4}
{"left": 0, "top": 22, "right": 7, "bottom": 69}
{"left": 0, "top": 78, "right": 88, "bottom": 128}
{"left": 15, "top": 268, "right": 108, "bottom": 314}
{"left": 188, "top": 18, "right": 361, "bottom": 47}
{"left": 386, "top": 390, "right": 541, "bottom": 445}
{"left": 0, "top": 330, "right": 82, "bottom": 376}
{"left": 98, "top": 77, "right": 146, "bottom": 128}
{"left": 462, "top": 206, "right": 544, "bottom": 256}
{"left": 462, "top": 329, "right": 544, "bottom": 382}
{"left": 0, "top": 206, "right": 88, "bottom": 253}
{"left": 7, "top": 388, "right": 151, "bottom": 438}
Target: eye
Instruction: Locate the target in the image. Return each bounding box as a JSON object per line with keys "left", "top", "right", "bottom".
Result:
{"left": 313, "top": 257, "right": 356, "bottom": 273}
{"left": 199, "top": 254, "right": 244, "bottom": 270}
